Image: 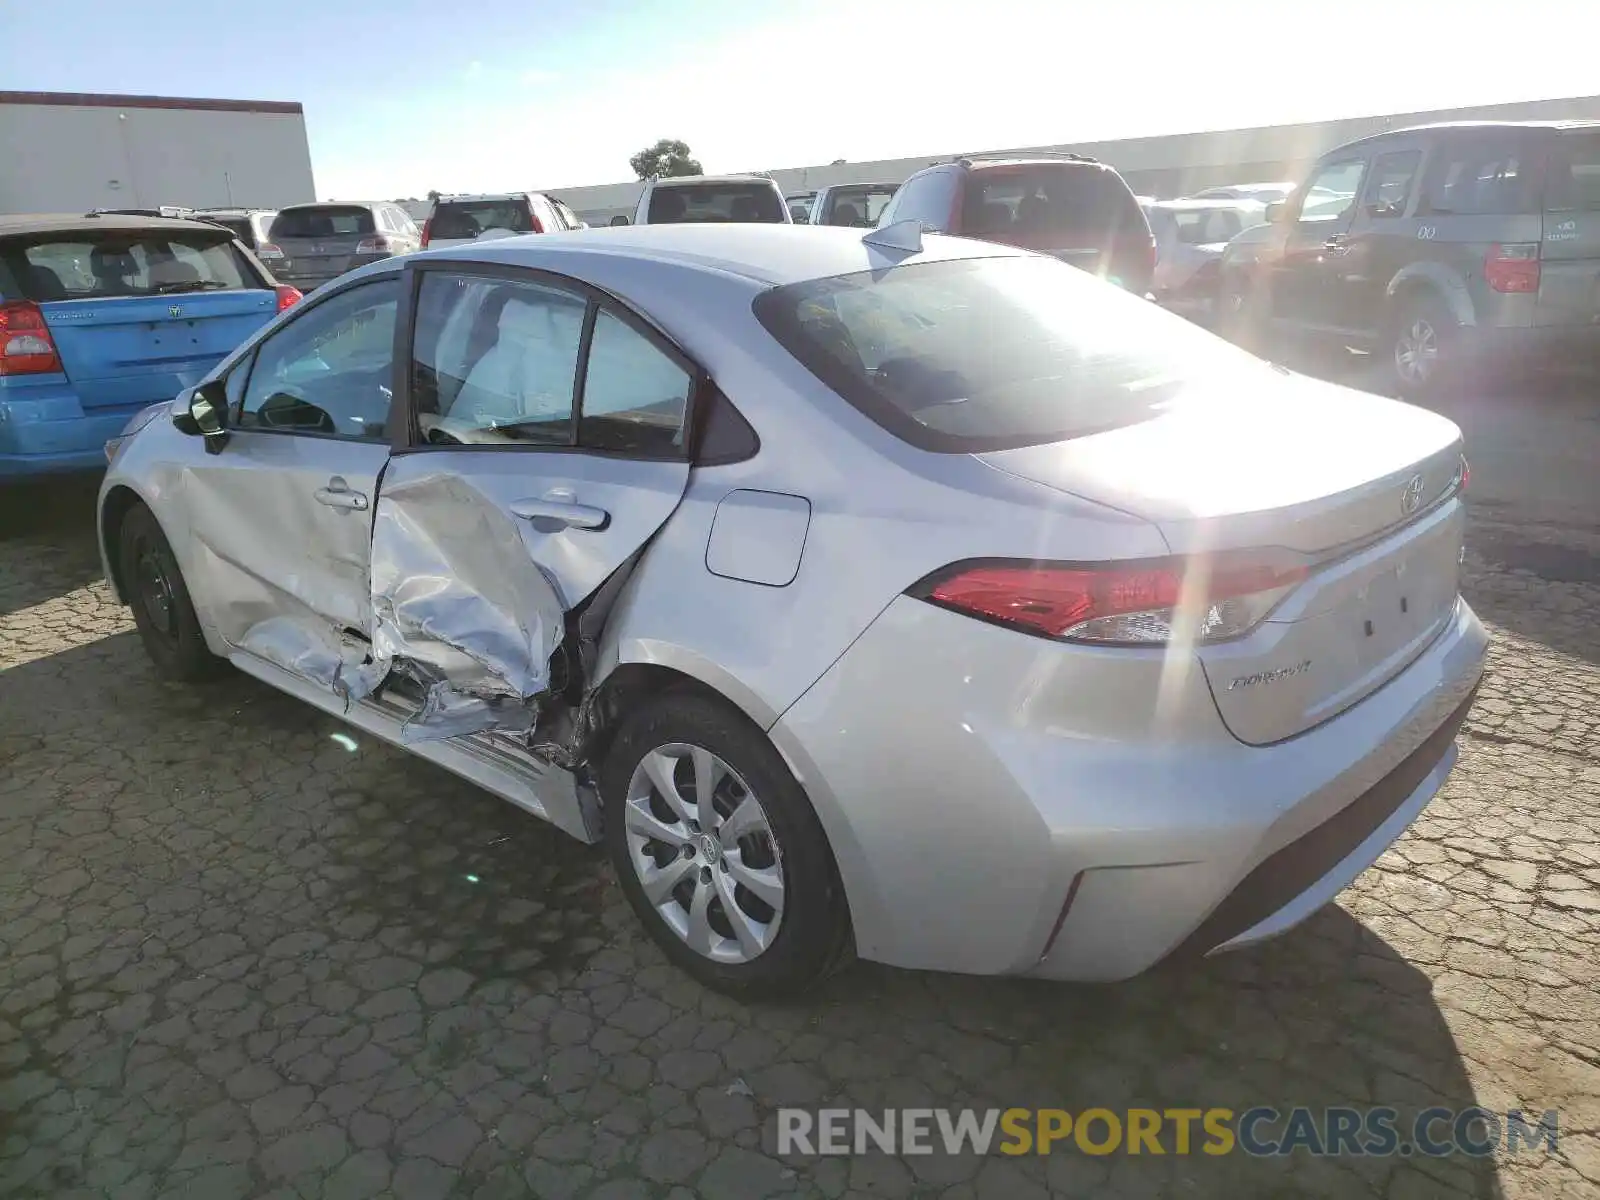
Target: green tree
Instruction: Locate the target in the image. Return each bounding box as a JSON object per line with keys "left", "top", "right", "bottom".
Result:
{"left": 629, "top": 139, "right": 703, "bottom": 181}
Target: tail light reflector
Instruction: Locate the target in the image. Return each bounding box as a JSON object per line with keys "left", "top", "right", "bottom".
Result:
{"left": 274, "top": 285, "right": 303, "bottom": 312}
{"left": 1484, "top": 243, "right": 1540, "bottom": 293}
{"left": 912, "top": 556, "right": 1308, "bottom": 645}
{"left": 355, "top": 235, "right": 393, "bottom": 254}
{"left": 0, "top": 300, "right": 63, "bottom": 377}
{"left": 420, "top": 218, "right": 432, "bottom": 248}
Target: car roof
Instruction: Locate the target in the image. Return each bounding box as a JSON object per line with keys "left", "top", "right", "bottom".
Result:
{"left": 435, "top": 192, "right": 534, "bottom": 203}
{"left": 0, "top": 212, "right": 238, "bottom": 236}
{"left": 196, "top": 206, "right": 275, "bottom": 215}
{"left": 648, "top": 174, "right": 779, "bottom": 187}
{"left": 413, "top": 222, "right": 1030, "bottom": 287}
{"left": 276, "top": 200, "right": 385, "bottom": 211}
{"left": 1341, "top": 119, "right": 1600, "bottom": 150}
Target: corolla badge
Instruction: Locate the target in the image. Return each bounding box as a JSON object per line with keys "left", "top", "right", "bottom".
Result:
{"left": 1400, "top": 473, "right": 1426, "bottom": 516}
{"left": 1228, "top": 660, "right": 1311, "bottom": 691}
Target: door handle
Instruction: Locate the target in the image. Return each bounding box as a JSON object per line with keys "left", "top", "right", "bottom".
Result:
{"left": 510, "top": 495, "right": 610, "bottom": 530}
{"left": 314, "top": 477, "right": 369, "bottom": 511}
{"left": 1322, "top": 236, "right": 1350, "bottom": 255}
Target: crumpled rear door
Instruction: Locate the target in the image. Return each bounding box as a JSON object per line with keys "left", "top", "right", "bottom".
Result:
{"left": 368, "top": 450, "right": 691, "bottom": 741}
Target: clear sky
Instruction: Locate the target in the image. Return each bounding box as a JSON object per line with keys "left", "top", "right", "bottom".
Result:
{"left": 2, "top": 0, "right": 1595, "bottom": 200}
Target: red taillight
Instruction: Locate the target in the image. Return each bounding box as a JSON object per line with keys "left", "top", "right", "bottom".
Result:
{"left": 355, "top": 235, "right": 392, "bottom": 254}
{"left": 275, "top": 285, "right": 303, "bottom": 312}
{"left": 0, "top": 300, "right": 62, "bottom": 377}
{"left": 1484, "top": 243, "right": 1540, "bottom": 294}
{"left": 914, "top": 556, "right": 1308, "bottom": 644}
{"left": 420, "top": 218, "right": 432, "bottom": 248}
{"left": 1458, "top": 453, "right": 1470, "bottom": 491}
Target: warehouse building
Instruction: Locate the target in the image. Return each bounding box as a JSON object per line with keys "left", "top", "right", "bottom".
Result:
{"left": 0, "top": 91, "right": 316, "bottom": 215}
{"left": 546, "top": 93, "right": 1600, "bottom": 226}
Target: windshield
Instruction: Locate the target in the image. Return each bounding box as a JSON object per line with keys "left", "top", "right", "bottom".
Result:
{"left": 0, "top": 231, "right": 260, "bottom": 301}
{"left": 430, "top": 199, "right": 536, "bottom": 239}
{"left": 753, "top": 255, "right": 1260, "bottom": 452}
{"left": 961, "top": 164, "right": 1144, "bottom": 245}
{"left": 270, "top": 206, "right": 377, "bottom": 239}
{"left": 647, "top": 182, "right": 785, "bottom": 223}
{"left": 822, "top": 186, "right": 897, "bottom": 227}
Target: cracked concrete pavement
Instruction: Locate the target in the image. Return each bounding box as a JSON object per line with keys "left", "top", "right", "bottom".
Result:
{"left": 1, "top": 368, "right": 1597, "bottom": 1199}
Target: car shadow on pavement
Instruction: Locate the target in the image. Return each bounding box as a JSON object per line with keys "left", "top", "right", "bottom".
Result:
{"left": 0, "top": 475, "right": 106, "bottom": 616}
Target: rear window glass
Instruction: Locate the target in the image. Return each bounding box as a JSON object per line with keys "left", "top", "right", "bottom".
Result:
{"left": 1545, "top": 131, "right": 1600, "bottom": 212}
{"left": 430, "top": 199, "right": 535, "bottom": 240}
{"left": 822, "top": 186, "right": 897, "bottom": 227}
{"left": 270, "top": 206, "right": 377, "bottom": 239}
{"left": 960, "top": 165, "right": 1142, "bottom": 244}
{"left": 1421, "top": 137, "right": 1539, "bottom": 215}
{"left": 647, "top": 183, "right": 784, "bottom": 223}
{"left": 0, "top": 231, "right": 258, "bottom": 301}
{"left": 752, "top": 255, "right": 1256, "bottom": 453}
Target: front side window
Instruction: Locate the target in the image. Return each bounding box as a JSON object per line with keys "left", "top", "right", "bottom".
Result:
{"left": 237, "top": 278, "right": 399, "bottom": 440}
{"left": 1362, "top": 151, "right": 1423, "bottom": 218}
{"left": 1296, "top": 159, "right": 1366, "bottom": 223}
{"left": 4, "top": 232, "right": 258, "bottom": 301}
{"left": 754, "top": 255, "right": 1259, "bottom": 453}
{"left": 580, "top": 309, "right": 692, "bottom": 455}
{"left": 411, "top": 273, "right": 584, "bottom": 445}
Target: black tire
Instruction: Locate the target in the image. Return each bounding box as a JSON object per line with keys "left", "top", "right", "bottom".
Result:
{"left": 1389, "top": 291, "right": 1460, "bottom": 400}
{"left": 118, "top": 503, "right": 226, "bottom": 682}
{"left": 602, "top": 690, "right": 853, "bottom": 998}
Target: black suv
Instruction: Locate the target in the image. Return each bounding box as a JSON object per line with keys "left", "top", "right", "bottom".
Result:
{"left": 875, "top": 154, "right": 1156, "bottom": 295}
{"left": 1218, "top": 120, "right": 1600, "bottom": 395}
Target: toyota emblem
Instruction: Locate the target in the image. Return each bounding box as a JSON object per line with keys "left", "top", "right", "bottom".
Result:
{"left": 1400, "top": 473, "right": 1426, "bottom": 516}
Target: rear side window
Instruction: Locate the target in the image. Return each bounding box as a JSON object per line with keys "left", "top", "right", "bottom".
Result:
{"left": 753, "top": 255, "right": 1255, "bottom": 453}
{"left": 882, "top": 169, "right": 960, "bottom": 229}
{"left": 0, "top": 231, "right": 259, "bottom": 301}
{"left": 647, "top": 183, "right": 784, "bottom": 223}
{"left": 1420, "top": 136, "right": 1538, "bottom": 215}
{"left": 271, "top": 206, "right": 377, "bottom": 239}
{"left": 1361, "top": 151, "right": 1423, "bottom": 218}
{"left": 430, "top": 199, "right": 534, "bottom": 240}
{"left": 1545, "top": 131, "right": 1600, "bottom": 212}
{"left": 960, "top": 165, "right": 1142, "bottom": 244}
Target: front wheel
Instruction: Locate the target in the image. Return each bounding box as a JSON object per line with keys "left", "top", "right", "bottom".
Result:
{"left": 118, "top": 503, "right": 225, "bottom": 682}
{"left": 602, "top": 691, "right": 852, "bottom": 998}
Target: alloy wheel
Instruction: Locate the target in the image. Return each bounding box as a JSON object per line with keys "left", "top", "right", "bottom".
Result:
{"left": 623, "top": 742, "right": 785, "bottom": 963}
{"left": 1395, "top": 318, "right": 1438, "bottom": 387}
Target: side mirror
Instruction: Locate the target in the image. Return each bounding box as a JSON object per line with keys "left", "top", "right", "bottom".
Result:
{"left": 1265, "top": 200, "right": 1287, "bottom": 224}
{"left": 178, "top": 380, "right": 230, "bottom": 453}
{"left": 609, "top": 214, "right": 631, "bottom": 227}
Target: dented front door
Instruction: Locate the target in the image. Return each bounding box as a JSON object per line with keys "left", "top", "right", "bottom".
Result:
{"left": 367, "top": 266, "right": 698, "bottom": 739}
{"left": 184, "top": 276, "right": 401, "bottom": 695}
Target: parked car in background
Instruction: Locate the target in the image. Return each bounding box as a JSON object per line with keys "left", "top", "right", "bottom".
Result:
{"left": 786, "top": 192, "right": 816, "bottom": 223}
{"left": 1142, "top": 198, "right": 1264, "bottom": 318}
{"left": 876, "top": 154, "right": 1156, "bottom": 294}
{"left": 195, "top": 208, "right": 280, "bottom": 258}
{"left": 1191, "top": 181, "right": 1296, "bottom": 204}
{"left": 1216, "top": 120, "right": 1600, "bottom": 395}
{"left": 421, "top": 192, "right": 584, "bottom": 250}
{"left": 99, "top": 223, "right": 1483, "bottom": 996}
{"left": 266, "top": 202, "right": 421, "bottom": 293}
{"left": 633, "top": 175, "right": 791, "bottom": 225}
{"left": 808, "top": 183, "right": 899, "bottom": 227}
{"left": 91, "top": 207, "right": 198, "bottom": 219}
{"left": 0, "top": 213, "right": 298, "bottom": 478}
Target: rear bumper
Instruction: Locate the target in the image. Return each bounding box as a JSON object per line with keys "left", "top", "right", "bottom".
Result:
{"left": 0, "top": 391, "right": 138, "bottom": 478}
{"left": 771, "top": 594, "right": 1487, "bottom": 981}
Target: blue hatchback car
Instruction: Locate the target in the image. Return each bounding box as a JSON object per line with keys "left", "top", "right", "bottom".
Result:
{"left": 0, "top": 213, "right": 299, "bottom": 478}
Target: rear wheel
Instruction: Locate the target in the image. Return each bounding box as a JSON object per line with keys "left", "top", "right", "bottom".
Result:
{"left": 602, "top": 691, "right": 852, "bottom": 998}
{"left": 1390, "top": 292, "right": 1460, "bottom": 399}
{"left": 118, "top": 504, "right": 225, "bottom": 682}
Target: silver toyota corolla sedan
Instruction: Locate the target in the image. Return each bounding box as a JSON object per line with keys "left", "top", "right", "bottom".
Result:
{"left": 97, "top": 223, "right": 1487, "bottom": 997}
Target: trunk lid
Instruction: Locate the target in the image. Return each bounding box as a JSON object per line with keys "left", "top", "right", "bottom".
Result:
{"left": 1537, "top": 129, "right": 1600, "bottom": 328}
{"left": 43, "top": 290, "right": 277, "bottom": 411}
{"left": 980, "top": 374, "right": 1466, "bottom": 743}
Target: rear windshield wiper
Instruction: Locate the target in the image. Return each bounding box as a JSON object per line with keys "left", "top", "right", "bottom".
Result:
{"left": 153, "top": 280, "right": 233, "bottom": 295}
